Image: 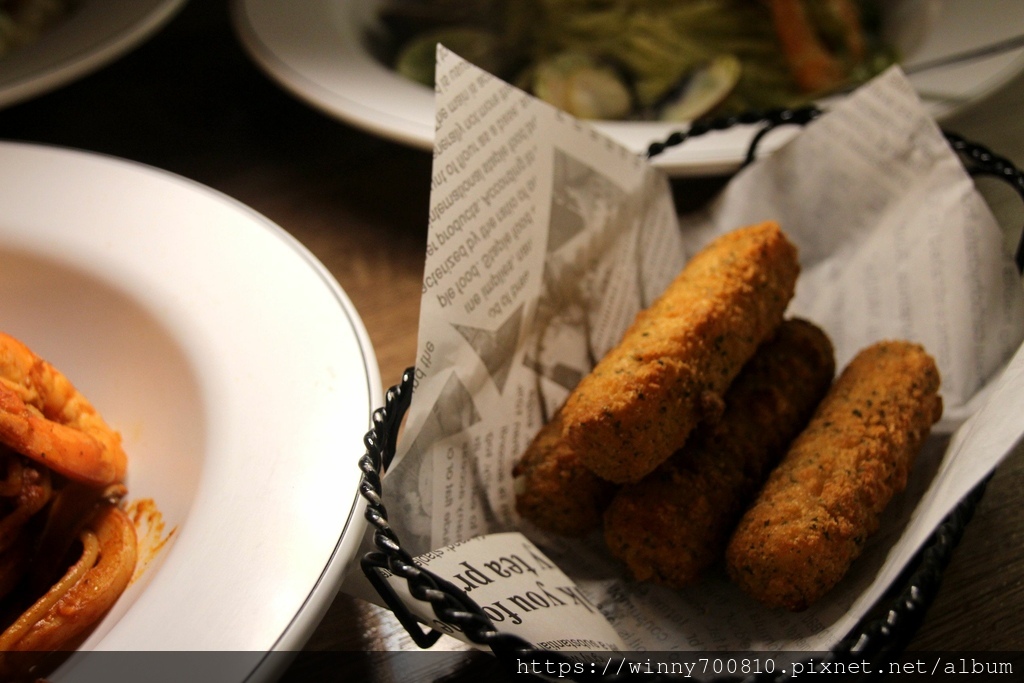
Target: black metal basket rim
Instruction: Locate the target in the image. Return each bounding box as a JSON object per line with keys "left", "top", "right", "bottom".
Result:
{"left": 356, "top": 108, "right": 1024, "bottom": 682}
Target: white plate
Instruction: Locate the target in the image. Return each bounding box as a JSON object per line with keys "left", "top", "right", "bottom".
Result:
{"left": 0, "top": 0, "right": 187, "bottom": 108}
{"left": 232, "top": 0, "right": 1024, "bottom": 176}
{"left": 0, "top": 142, "right": 380, "bottom": 680}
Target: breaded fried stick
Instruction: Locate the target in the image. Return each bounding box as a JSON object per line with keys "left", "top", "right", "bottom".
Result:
{"left": 513, "top": 409, "right": 617, "bottom": 536}
{"left": 604, "top": 319, "right": 835, "bottom": 586}
{"left": 725, "top": 341, "right": 943, "bottom": 611}
{"left": 562, "top": 221, "right": 800, "bottom": 484}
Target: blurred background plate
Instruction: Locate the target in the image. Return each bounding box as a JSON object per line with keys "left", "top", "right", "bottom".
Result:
{"left": 0, "top": 141, "right": 380, "bottom": 681}
{"left": 232, "top": 0, "right": 1024, "bottom": 176}
{"left": 0, "top": 0, "right": 187, "bottom": 108}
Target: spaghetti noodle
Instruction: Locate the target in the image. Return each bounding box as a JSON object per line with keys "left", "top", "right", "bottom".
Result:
{"left": 0, "top": 332, "right": 137, "bottom": 669}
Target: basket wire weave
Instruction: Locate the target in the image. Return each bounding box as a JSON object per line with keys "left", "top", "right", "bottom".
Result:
{"left": 358, "top": 107, "right": 1024, "bottom": 680}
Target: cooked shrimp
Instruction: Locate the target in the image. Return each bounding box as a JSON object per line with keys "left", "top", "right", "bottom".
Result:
{"left": 767, "top": 0, "right": 865, "bottom": 93}
{"left": 0, "top": 333, "right": 126, "bottom": 488}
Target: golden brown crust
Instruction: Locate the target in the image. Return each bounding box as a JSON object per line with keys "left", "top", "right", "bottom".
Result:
{"left": 725, "top": 340, "right": 943, "bottom": 611}
{"left": 513, "top": 409, "right": 617, "bottom": 536}
{"left": 604, "top": 318, "right": 835, "bottom": 586}
{"left": 562, "top": 221, "right": 800, "bottom": 484}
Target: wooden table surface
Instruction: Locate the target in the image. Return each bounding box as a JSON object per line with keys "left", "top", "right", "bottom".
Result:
{"left": 2, "top": 2, "right": 1022, "bottom": 680}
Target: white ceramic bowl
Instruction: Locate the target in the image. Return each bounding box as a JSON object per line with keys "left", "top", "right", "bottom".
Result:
{"left": 0, "top": 141, "right": 380, "bottom": 681}
{"left": 0, "top": 0, "right": 188, "bottom": 108}
{"left": 232, "top": 0, "right": 1024, "bottom": 175}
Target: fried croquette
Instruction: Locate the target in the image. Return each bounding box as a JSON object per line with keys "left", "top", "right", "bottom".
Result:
{"left": 725, "top": 340, "right": 943, "bottom": 611}
{"left": 603, "top": 318, "right": 835, "bottom": 586}
{"left": 561, "top": 221, "right": 800, "bottom": 484}
{"left": 513, "top": 409, "right": 617, "bottom": 536}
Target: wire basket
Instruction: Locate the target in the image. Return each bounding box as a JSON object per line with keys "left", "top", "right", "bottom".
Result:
{"left": 357, "top": 107, "right": 1024, "bottom": 680}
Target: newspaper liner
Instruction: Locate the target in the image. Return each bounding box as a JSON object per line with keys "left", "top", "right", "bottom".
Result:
{"left": 381, "top": 49, "right": 1024, "bottom": 654}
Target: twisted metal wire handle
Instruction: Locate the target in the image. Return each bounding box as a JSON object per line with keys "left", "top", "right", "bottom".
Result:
{"left": 358, "top": 369, "right": 537, "bottom": 659}
{"left": 357, "top": 367, "right": 989, "bottom": 681}
{"left": 356, "top": 108, "right": 1024, "bottom": 681}
{"left": 648, "top": 105, "right": 1024, "bottom": 269}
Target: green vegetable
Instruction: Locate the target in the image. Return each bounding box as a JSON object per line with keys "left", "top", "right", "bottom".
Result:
{"left": 380, "top": 0, "right": 895, "bottom": 121}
